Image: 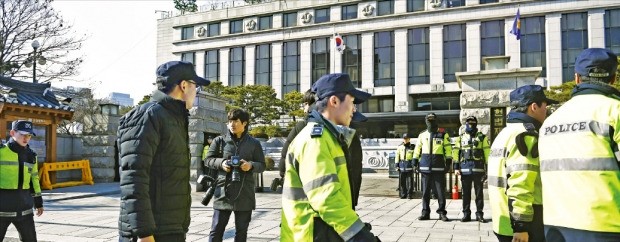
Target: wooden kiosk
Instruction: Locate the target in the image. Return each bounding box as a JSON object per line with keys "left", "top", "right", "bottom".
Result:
{"left": 0, "top": 76, "right": 75, "bottom": 186}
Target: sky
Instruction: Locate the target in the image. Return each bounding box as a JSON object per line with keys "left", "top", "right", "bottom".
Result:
{"left": 52, "top": 0, "right": 176, "bottom": 105}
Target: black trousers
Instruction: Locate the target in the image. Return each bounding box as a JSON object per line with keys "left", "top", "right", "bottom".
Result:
{"left": 421, "top": 172, "right": 446, "bottom": 216}
{"left": 398, "top": 171, "right": 414, "bottom": 198}
{"left": 119, "top": 233, "right": 186, "bottom": 242}
{"left": 209, "top": 209, "right": 252, "bottom": 242}
{"left": 461, "top": 173, "right": 484, "bottom": 216}
{"left": 545, "top": 225, "right": 620, "bottom": 242}
{"left": 0, "top": 215, "right": 37, "bottom": 242}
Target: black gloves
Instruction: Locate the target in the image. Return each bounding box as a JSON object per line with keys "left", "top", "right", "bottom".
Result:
{"left": 348, "top": 223, "right": 379, "bottom": 242}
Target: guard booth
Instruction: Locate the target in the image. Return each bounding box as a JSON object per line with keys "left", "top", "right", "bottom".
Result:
{"left": 0, "top": 76, "right": 75, "bottom": 185}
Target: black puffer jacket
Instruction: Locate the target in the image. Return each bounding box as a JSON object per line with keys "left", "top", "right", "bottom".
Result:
{"left": 204, "top": 130, "right": 265, "bottom": 211}
{"left": 117, "top": 90, "right": 192, "bottom": 238}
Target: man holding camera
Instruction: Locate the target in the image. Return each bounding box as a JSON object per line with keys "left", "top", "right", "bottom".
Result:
{"left": 203, "top": 108, "right": 266, "bottom": 242}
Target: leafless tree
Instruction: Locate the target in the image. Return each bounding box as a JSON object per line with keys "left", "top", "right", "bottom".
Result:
{"left": 0, "top": 0, "right": 86, "bottom": 83}
{"left": 56, "top": 88, "right": 100, "bottom": 135}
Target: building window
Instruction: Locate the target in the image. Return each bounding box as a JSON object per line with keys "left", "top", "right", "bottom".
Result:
{"left": 204, "top": 50, "right": 219, "bottom": 83}
{"left": 374, "top": 31, "right": 395, "bottom": 87}
{"left": 208, "top": 23, "right": 220, "bottom": 37}
{"left": 283, "top": 41, "right": 300, "bottom": 95}
{"left": 408, "top": 27, "right": 430, "bottom": 85}
{"left": 443, "top": 24, "right": 466, "bottom": 83}
{"left": 562, "top": 12, "right": 588, "bottom": 83}
{"left": 315, "top": 8, "right": 330, "bottom": 23}
{"left": 447, "top": 0, "right": 465, "bottom": 8}
{"left": 411, "top": 93, "right": 461, "bottom": 111}
{"left": 255, "top": 44, "right": 271, "bottom": 86}
{"left": 343, "top": 35, "right": 362, "bottom": 88}
{"left": 407, "top": 0, "right": 425, "bottom": 12}
{"left": 230, "top": 19, "right": 243, "bottom": 34}
{"left": 312, "top": 38, "right": 330, "bottom": 84}
{"left": 229, "top": 47, "right": 245, "bottom": 86}
{"left": 377, "top": 0, "right": 394, "bottom": 16}
{"left": 481, "top": 20, "right": 505, "bottom": 69}
{"left": 181, "top": 26, "right": 194, "bottom": 40}
{"left": 605, "top": 9, "right": 620, "bottom": 55}
{"left": 521, "top": 16, "right": 546, "bottom": 76}
{"left": 181, "top": 52, "right": 195, "bottom": 66}
{"left": 361, "top": 96, "right": 395, "bottom": 113}
{"left": 258, "top": 16, "right": 272, "bottom": 30}
{"left": 283, "top": 12, "right": 297, "bottom": 27}
{"left": 342, "top": 4, "right": 358, "bottom": 20}
{"left": 480, "top": 0, "right": 499, "bottom": 4}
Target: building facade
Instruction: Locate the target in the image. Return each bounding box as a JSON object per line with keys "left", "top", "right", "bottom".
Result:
{"left": 156, "top": 0, "right": 620, "bottom": 138}
{"left": 106, "top": 92, "right": 134, "bottom": 107}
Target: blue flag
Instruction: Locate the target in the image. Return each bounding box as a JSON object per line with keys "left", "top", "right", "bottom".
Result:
{"left": 510, "top": 8, "right": 521, "bottom": 40}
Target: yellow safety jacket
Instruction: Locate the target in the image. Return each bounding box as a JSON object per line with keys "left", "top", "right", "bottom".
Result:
{"left": 0, "top": 143, "right": 42, "bottom": 216}
{"left": 281, "top": 113, "right": 364, "bottom": 242}
{"left": 453, "top": 132, "right": 490, "bottom": 175}
{"left": 488, "top": 122, "right": 542, "bottom": 236}
{"left": 539, "top": 90, "right": 620, "bottom": 233}
{"left": 396, "top": 143, "right": 415, "bottom": 172}
{"left": 413, "top": 130, "right": 453, "bottom": 173}
{"left": 201, "top": 144, "right": 210, "bottom": 161}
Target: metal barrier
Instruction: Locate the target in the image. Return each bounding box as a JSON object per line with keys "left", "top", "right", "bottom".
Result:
{"left": 39, "top": 160, "right": 94, "bottom": 190}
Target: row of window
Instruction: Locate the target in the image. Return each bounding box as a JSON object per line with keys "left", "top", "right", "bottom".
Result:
{"left": 180, "top": 0, "right": 500, "bottom": 40}
{"left": 181, "top": 10, "right": 620, "bottom": 96}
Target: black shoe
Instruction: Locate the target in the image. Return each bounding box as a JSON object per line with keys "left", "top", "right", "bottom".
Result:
{"left": 439, "top": 214, "right": 450, "bottom": 222}
{"left": 476, "top": 214, "right": 486, "bottom": 223}
{"left": 460, "top": 215, "right": 471, "bottom": 222}
{"left": 400, "top": 196, "right": 407, "bottom": 199}
{"left": 407, "top": 195, "right": 413, "bottom": 199}
{"left": 417, "top": 215, "right": 430, "bottom": 220}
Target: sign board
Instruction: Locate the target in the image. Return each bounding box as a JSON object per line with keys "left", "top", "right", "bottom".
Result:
{"left": 393, "top": 124, "right": 407, "bottom": 134}
{"left": 490, "top": 107, "right": 506, "bottom": 142}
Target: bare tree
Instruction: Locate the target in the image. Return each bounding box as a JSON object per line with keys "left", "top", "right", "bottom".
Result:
{"left": 0, "top": 0, "right": 86, "bottom": 83}
{"left": 56, "top": 88, "right": 101, "bottom": 135}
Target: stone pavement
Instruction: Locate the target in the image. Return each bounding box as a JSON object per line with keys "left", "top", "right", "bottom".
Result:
{"left": 3, "top": 171, "right": 494, "bottom": 242}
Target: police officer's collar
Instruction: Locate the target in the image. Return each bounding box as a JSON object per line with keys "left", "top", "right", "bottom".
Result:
{"left": 571, "top": 80, "right": 620, "bottom": 101}
{"left": 7, "top": 138, "right": 26, "bottom": 153}
{"left": 309, "top": 110, "right": 346, "bottom": 141}
{"left": 507, "top": 111, "right": 542, "bottom": 130}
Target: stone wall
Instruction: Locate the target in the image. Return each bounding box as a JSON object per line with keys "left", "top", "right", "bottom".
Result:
{"left": 81, "top": 114, "right": 119, "bottom": 183}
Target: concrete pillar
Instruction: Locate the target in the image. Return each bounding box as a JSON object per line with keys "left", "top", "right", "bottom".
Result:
{"left": 394, "top": 29, "right": 408, "bottom": 112}
{"left": 430, "top": 25, "right": 444, "bottom": 84}
{"left": 505, "top": 17, "right": 521, "bottom": 69}
{"left": 81, "top": 113, "right": 119, "bottom": 183}
{"left": 273, "top": 13, "right": 282, "bottom": 29}
{"left": 588, "top": 9, "right": 605, "bottom": 48}
{"left": 221, "top": 20, "right": 229, "bottom": 35}
{"left": 245, "top": 45, "right": 256, "bottom": 85}
{"left": 466, "top": 21, "right": 481, "bottom": 71}
{"left": 361, "top": 32, "right": 374, "bottom": 89}
{"left": 546, "top": 13, "right": 563, "bottom": 87}
{"left": 220, "top": 48, "right": 230, "bottom": 86}
{"left": 466, "top": 0, "right": 479, "bottom": 6}
{"left": 195, "top": 50, "right": 206, "bottom": 78}
{"left": 272, "top": 42, "right": 283, "bottom": 99}
{"left": 300, "top": 39, "right": 312, "bottom": 92}
{"left": 331, "top": 5, "right": 341, "bottom": 21}
{"left": 394, "top": 0, "right": 407, "bottom": 14}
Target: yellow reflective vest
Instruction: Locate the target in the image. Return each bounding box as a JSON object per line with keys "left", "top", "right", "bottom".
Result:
{"left": 413, "top": 130, "right": 453, "bottom": 173}
{"left": 0, "top": 145, "right": 41, "bottom": 194}
{"left": 396, "top": 143, "right": 415, "bottom": 172}
{"left": 539, "top": 93, "right": 620, "bottom": 233}
{"left": 281, "top": 117, "right": 364, "bottom": 242}
{"left": 488, "top": 122, "right": 542, "bottom": 236}
{"left": 453, "top": 132, "right": 490, "bottom": 175}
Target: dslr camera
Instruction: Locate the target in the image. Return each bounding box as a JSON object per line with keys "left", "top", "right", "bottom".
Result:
{"left": 228, "top": 155, "right": 241, "bottom": 182}
{"left": 197, "top": 174, "right": 216, "bottom": 206}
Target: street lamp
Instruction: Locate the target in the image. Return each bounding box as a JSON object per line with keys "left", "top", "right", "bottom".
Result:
{"left": 24, "top": 40, "right": 47, "bottom": 83}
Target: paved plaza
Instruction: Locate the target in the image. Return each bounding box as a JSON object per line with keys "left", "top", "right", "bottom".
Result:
{"left": 3, "top": 171, "right": 494, "bottom": 242}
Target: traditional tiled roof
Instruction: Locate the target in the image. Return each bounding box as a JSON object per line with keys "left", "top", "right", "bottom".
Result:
{"left": 0, "top": 76, "right": 74, "bottom": 112}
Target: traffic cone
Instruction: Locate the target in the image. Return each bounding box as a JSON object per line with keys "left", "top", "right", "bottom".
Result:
{"left": 452, "top": 175, "right": 460, "bottom": 200}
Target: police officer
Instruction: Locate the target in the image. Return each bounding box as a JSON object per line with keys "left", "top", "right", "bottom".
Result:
{"left": 413, "top": 113, "right": 452, "bottom": 222}
{"left": 453, "top": 116, "right": 490, "bottom": 222}
{"left": 488, "top": 85, "right": 557, "bottom": 242}
{"left": 281, "top": 73, "right": 378, "bottom": 242}
{"left": 396, "top": 133, "right": 415, "bottom": 199}
{"left": 539, "top": 48, "right": 620, "bottom": 241}
{"left": 0, "top": 121, "right": 44, "bottom": 242}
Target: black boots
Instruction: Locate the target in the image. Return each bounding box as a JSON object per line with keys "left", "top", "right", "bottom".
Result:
{"left": 439, "top": 214, "right": 449, "bottom": 222}
{"left": 476, "top": 214, "right": 486, "bottom": 223}
{"left": 417, "top": 215, "right": 430, "bottom": 220}
{"left": 460, "top": 215, "right": 471, "bottom": 222}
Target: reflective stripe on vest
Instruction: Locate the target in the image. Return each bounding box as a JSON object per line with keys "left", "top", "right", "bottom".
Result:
{"left": 282, "top": 187, "right": 307, "bottom": 201}
{"left": 0, "top": 209, "right": 33, "bottom": 217}
{"left": 304, "top": 174, "right": 339, "bottom": 192}
{"left": 506, "top": 164, "right": 539, "bottom": 174}
{"left": 541, "top": 157, "right": 620, "bottom": 171}
{"left": 487, "top": 176, "right": 506, "bottom": 187}
{"left": 461, "top": 168, "right": 485, "bottom": 173}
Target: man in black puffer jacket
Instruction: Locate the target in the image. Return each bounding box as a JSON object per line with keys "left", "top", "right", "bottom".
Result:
{"left": 118, "top": 61, "right": 210, "bottom": 242}
{"left": 204, "top": 108, "right": 266, "bottom": 242}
